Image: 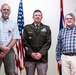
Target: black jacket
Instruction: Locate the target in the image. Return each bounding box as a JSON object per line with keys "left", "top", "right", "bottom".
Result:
{"left": 22, "top": 23, "right": 51, "bottom": 63}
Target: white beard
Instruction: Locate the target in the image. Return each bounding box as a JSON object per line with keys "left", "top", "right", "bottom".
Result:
{"left": 3, "top": 13, "right": 9, "bottom": 17}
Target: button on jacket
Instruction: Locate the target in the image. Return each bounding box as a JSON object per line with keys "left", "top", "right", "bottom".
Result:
{"left": 22, "top": 23, "right": 51, "bottom": 63}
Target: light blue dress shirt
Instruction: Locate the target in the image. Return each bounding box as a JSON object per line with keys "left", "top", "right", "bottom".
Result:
{"left": 0, "top": 18, "right": 20, "bottom": 46}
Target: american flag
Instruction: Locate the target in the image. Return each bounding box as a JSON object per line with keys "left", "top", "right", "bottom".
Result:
{"left": 58, "top": 0, "right": 64, "bottom": 75}
{"left": 15, "top": 0, "right": 25, "bottom": 75}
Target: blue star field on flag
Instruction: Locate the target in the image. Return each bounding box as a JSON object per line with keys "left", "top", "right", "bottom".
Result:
{"left": 17, "top": 0, "right": 24, "bottom": 35}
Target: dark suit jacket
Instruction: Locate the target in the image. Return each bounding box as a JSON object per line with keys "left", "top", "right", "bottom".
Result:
{"left": 22, "top": 23, "right": 51, "bottom": 63}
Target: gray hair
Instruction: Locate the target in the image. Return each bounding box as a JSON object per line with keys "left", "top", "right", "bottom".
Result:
{"left": 65, "top": 13, "right": 75, "bottom": 20}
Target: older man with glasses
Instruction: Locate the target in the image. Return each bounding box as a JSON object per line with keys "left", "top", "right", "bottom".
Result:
{"left": 56, "top": 13, "right": 76, "bottom": 75}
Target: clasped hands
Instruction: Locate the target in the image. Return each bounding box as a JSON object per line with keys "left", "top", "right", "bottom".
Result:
{"left": 0, "top": 46, "right": 10, "bottom": 58}
{"left": 31, "top": 52, "right": 42, "bottom": 60}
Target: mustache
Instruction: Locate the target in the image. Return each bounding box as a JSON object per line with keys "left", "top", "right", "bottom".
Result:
{"left": 3, "top": 13, "right": 9, "bottom": 17}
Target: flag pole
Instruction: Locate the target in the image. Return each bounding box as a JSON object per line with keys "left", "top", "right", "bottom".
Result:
{"left": 58, "top": 0, "right": 64, "bottom": 75}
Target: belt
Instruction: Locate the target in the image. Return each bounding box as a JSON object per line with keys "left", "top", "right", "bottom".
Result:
{"left": 63, "top": 53, "right": 76, "bottom": 56}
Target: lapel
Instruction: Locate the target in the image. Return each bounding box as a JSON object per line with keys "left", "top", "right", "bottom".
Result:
{"left": 36, "top": 23, "right": 44, "bottom": 34}
{"left": 30, "top": 23, "right": 36, "bottom": 31}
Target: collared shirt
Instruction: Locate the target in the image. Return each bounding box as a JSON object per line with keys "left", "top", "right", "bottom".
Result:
{"left": 34, "top": 23, "right": 40, "bottom": 29}
{"left": 0, "top": 18, "right": 20, "bottom": 46}
{"left": 56, "top": 25, "right": 76, "bottom": 61}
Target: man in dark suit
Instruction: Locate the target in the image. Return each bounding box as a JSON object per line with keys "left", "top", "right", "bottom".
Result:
{"left": 22, "top": 9, "right": 51, "bottom": 75}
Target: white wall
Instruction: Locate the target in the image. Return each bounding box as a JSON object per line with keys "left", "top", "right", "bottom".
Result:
{"left": 0, "top": 0, "right": 76, "bottom": 75}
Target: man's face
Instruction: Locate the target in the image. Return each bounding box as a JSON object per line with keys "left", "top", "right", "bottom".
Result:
{"left": 33, "top": 12, "right": 43, "bottom": 24}
{"left": 65, "top": 15, "right": 75, "bottom": 28}
{"left": 1, "top": 4, "right": 11, "bottom": 20}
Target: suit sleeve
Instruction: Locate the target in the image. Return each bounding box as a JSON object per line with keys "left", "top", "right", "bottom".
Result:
{"left": 22, "top": 26, "right": 33, "bottom": 56}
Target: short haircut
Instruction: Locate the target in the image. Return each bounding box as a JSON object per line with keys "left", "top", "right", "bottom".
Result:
{"left": 65, "top": 13, "right": 75, "bottom": 20}
{"left": 33, "top": 9, "right": 42, "bottom": 15}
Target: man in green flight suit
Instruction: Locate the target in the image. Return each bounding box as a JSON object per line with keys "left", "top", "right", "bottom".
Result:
{"left": 22, "top": 9, "right": 51, "bottom": 75}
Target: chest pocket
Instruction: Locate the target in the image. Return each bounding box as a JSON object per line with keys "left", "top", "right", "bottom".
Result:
{"left": 40, "top": 32, "right": 46, "bottom": 36}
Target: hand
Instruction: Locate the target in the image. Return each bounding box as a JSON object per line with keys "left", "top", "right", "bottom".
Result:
{"left": 58, "top": 60, "right": 62, "bottom": 65}
{"left": 0, "top": 52, "right": 6, "bottom": 58}
{"left": 1, "top": 46, "right": 10, "bottom": 54}
{"left": 35, "top": 52, "right": 42, "bottom": 60}
{"left": 31, "top": 52, "right": 37, "bottom": 60}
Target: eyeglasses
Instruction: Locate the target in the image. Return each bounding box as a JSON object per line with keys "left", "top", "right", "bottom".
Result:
{"left": 65, "top": 18, "right": 74, "bottom": 20}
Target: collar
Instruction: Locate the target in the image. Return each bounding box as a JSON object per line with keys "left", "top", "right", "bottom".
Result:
{"left": 1, "top": 17, "right": 9, "bottom": 23}
{"left": 66, "top": 25, "right": 75, "bottom": 30}
{"left": 34, "top": 23, "right": 40, "bottom": 26}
